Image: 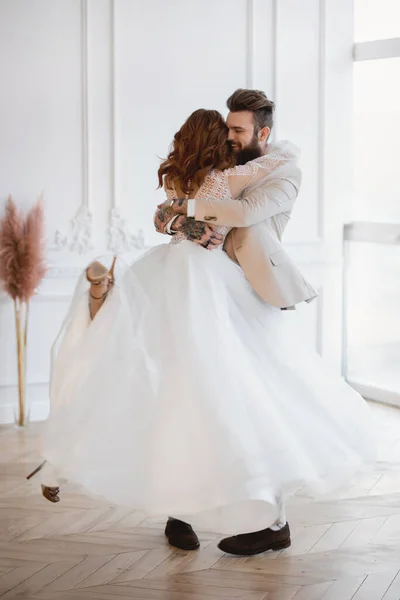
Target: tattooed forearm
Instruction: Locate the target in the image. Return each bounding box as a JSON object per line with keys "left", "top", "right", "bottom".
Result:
{"left": 157, "top": 206, "right": 177, "bottom": 224}
{"left": 154, "top": 205, "right": 178, "bottom": 233}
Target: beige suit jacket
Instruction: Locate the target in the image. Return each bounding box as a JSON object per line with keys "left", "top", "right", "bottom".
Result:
{"left": 194, "top": 163, "right": 318, "bottom": 309}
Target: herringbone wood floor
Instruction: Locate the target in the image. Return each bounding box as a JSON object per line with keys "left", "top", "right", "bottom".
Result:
{"left": 0, "top": 401, "right": 400, "bottom": 600}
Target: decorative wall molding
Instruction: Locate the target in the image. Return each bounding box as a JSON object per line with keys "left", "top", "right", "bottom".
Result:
{"left": 315, "top": 284, "right": 324, "bottom": 355}
{"left": 317, "top": 0, "right": 326, "bottom": 241}
{"left": 270, "top": 0, "right": 278, "bottom": 143}
{"left": 106, "top": 0, "right": 145, "bottom": 252}
{"left": 108, "top": 207, "right": 147, "bottom": 253}
{"left": 51, "top": 0, "right": 94, "bottom": 254}
{"left": 51, "top": 204, "right": 93, "bottom": 254}
{"left": 46, "top": 266, "right": 84, "bottom": 279}
{"left": 0, "top": 291, "right": 74, "bottom": 304}
{"left": 246, "top": 0, "right": 254, "bottom": 88}
{"left": 109, "top": 0, "right": 117, "bottom": 214}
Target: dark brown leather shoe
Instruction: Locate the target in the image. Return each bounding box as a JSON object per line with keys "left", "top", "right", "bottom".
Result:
{"left": 165, "top": 517, "right": 200, "bottom": 551}
{"left": 218, "top": 522, "right": 291, "bottom": 556}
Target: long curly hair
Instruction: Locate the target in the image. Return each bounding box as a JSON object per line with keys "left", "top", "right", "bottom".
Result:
{"left": 158, "top": 109, "right": 235, "bottom": 195}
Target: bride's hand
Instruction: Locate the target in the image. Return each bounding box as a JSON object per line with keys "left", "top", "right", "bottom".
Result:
{"left": 170, "top": 198, "right": 188, "bottom": 215}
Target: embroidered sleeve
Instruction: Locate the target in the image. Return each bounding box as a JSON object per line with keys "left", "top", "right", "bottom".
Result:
{"left": 195, "top": 170, "right": 231, "bottom": 200}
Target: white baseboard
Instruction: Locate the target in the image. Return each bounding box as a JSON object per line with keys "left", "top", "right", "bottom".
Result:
{"left": 0, "top": 383, "right": 50, "bottom": 424}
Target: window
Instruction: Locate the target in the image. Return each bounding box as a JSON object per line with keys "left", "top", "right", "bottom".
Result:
{"left": 354, "top": 0, "right": 400, "bottom": 42}
{"left": 353, "top": 57, "right": 400, "bottom": 222}
{"left": 344, "top": 2, "right": 400, "bottom": 406}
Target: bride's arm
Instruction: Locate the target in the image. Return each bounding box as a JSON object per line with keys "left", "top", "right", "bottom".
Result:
{"left": 153, "top": 189, "right": 182, "bottom": 235}
{"left": 153, "top": 183, "right": 224, "bottom": 248}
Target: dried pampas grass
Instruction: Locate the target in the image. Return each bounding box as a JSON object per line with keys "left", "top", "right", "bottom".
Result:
{"left": 0, "top": 195, "right": 47, "bottom": 426}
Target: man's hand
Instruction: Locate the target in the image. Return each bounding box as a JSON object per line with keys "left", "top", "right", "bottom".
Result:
{"left": 173, "top": 217, "right": 224, "bottom": 250}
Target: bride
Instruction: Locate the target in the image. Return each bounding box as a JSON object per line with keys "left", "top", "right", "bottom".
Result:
{"left": 39, "top": 108, "right": 376, "bottom": 554}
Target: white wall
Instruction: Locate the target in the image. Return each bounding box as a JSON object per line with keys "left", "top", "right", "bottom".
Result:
{"left": 0, "top": 0, "right": 353, "bottom": 423}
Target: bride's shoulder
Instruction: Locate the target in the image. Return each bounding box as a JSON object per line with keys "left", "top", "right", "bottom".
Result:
{"left": 200, "top": 169, "right": 227, "bottom": 185}
{"left": 196, "top": 169, "right": 230, "bottom": 199}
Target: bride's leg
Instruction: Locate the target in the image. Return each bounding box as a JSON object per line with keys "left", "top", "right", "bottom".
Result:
{"left": 36, "top": 257, "right": 117, "bottom": 502}
{"left": 86, "top": 256, "right": 116, "bottom": 320}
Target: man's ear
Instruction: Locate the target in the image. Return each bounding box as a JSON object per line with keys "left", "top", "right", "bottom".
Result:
{"left": 259, "top": 126, "right": 271, "bottom": 142}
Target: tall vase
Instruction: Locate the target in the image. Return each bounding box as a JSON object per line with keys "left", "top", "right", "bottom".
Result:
{"left": 13, "top": 299, "right": 29, "bottom": 428}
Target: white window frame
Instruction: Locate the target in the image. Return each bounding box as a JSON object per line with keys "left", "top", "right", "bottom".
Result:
{"left": 342, "top": 30, "right": 400, "bottom": 407}
{"left": 354, "top": 36, "right": 400, "bottom": 61}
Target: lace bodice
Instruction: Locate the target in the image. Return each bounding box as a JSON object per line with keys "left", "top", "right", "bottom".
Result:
{"left": 162, "top": 141, "right": 299, "bottom": 247}
{"left": 165, "top": 171, "right": 232, "bottom": 247}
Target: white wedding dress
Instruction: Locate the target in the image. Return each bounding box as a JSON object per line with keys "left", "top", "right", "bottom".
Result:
{"left": 42, "top": 148, "right": 377, "bottom": 534}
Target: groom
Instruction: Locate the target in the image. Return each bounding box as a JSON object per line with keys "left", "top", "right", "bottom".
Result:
{"left": 154, "top": 89, "right": 317, "bottom": 310}
{"left": 153, "top": 88, "right": 317, "bottom": 556}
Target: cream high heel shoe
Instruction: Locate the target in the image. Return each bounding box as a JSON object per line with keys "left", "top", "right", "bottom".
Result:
{"left": 86, "top": 256, "right": 117, "bottom": 320}
{"left": 25, "top": 463, "right": 60, "bottom": 504}
{"left": 41, "top": 484, "right": 60, "bottom": 503}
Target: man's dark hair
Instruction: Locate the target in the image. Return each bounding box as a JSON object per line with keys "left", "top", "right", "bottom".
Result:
{"left": 227, "top": 89, "right": 275, "bottom": 132}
